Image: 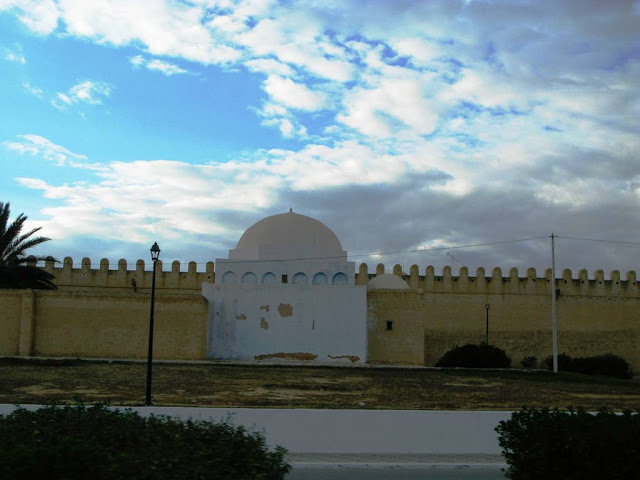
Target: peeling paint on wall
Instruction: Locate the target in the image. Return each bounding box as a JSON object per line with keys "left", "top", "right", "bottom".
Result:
{"left": 260, "top": 317, "right": 269, "bottom": 330}
{"left": 260, "top": 305, "right": 270, "bottom": 312}
{"left": 278, "top": 303, "right": 293, "bottom": 317}
{"left": 327, "top": 355, "right": 360, "bottom": 363}
{"left": 254, "top": 352, "right": 318, "bottom": 361}
{"left": 236, "top": 314, "right": 247, "bottom": 320}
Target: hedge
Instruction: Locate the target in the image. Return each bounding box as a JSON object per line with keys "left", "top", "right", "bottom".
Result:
{"left": 0, "top": 404, "right": 290, "bottom": 480}
{"left": 496, "top": 407, "right": 640, "bottom": 480}
{"left": 435, "top": 343, "right": 511, "bottom": 368}
{"left": 541, "top": 353, "right": 632, "bottom": 379}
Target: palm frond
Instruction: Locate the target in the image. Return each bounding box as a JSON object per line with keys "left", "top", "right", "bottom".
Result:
{"left": 0, "top": 202, "right": 56, "bottom": 290}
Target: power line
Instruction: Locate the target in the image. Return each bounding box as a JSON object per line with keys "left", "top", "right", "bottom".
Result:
{"left": 50, "top": 234, "right": 638, "bottom": 268}
{"left": 216, "top": 236, "right": 550, "bottom": 265}
{"left": 558, "top": 236, "right": 640, "bottom": 246}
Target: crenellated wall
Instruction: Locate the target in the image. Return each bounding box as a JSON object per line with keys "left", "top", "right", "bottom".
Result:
{"left": 36, "top": 257, "right": 215, "bottom": 293}
{"left": 37, "top": 256, "right": 639, "bottom": 299}
{"left": 355, "top": 263, "right": 639, "bottom": 298}
{"left": 0, "top": 258, "right": 637, "bottom": 371}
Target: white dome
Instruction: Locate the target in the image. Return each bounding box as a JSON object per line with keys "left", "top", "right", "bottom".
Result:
{"left": 228, "top": 210, "right": 347, "bottom": 261}
{"left": 367, "top": 273, "right": 410, "bottom": 290}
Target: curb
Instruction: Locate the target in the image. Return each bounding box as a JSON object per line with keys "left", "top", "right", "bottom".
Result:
{"left": 290, "top": 462, "right": 507, "bottom": 470}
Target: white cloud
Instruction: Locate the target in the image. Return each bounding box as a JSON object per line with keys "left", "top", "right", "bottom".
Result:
{"left": 235, "top": 15, "right": 354, "bottom": 82}
{"left": 4, "top": 49, "right": 26, "bottom": 64}
{"left": 130, "top": 54, "right": 189, "bottom": 75}
{"left": 338, "top": 68, "right": 439, "bottom": 139}
{"left": 22, "top": 82, "right": 43, "bottom": 97}
{"left": 56, "top": 0, "right": 241, "bottom": 64}
{"left": 244, "top": 58, "right": 294, "bottom": 76}
{"left": 263, "top": 75, "right": 327, "bottom": 111}
{"left": 146, "top": 59, "right": 188, "bottom": 75}
{"left": 0, "top": 0, "right": 59, "bottom": 35}
{"left": 129, "top": 54, "right": 145, "bottom": 67}
{"left": 1, "top": 0, "right": 639, "bottom": 273}
{"left": 3, "top": 134, "right": 92, "bottom": 167}
{"left": 52, "top": 80, "right": 111, "bottom": 110}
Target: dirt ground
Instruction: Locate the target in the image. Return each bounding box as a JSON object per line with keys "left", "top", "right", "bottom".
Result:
{"left": 1, "top": 358, "right": 639, "bottom": 410}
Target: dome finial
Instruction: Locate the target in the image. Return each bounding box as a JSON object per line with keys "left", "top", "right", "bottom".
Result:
{"left": 289, "top": 205, "right": 293, "bottom": 213}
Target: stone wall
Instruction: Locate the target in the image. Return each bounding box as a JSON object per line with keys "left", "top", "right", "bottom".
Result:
{"left": 0, "top": 258, "right": 637, "bottom": 371}
{"left": 0, "top": 288, "right": 207, "bottom": 361}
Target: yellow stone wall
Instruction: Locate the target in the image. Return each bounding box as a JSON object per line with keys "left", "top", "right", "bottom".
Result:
{"left": 0, "top": 290, "right": 24, "bottom": 356}
{"left": 367, "top": 290, "right": 425, "bottom": 364}
{"left": 0, "top": 289, "right": 207, "bottom": 361}
{"left": 32, "top": 291, "right": 207, "bottom": 360}
{"left": 0, "top": 258, "right": 638, "bottom": 372}
{"left": 361, "top": 263, "right": 639, "bottom": 372}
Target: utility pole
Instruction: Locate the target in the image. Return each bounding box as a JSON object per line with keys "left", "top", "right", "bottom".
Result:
{"left": 551, "top": 233, "right": 558, "bottom": 373}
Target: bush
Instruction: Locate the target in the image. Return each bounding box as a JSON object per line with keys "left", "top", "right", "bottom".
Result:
{"left": 519, "top": 356, "right": 537, "bottom": 369}
{"left": 496, "top": 407, "right": 640, "bottom": 480}
{"left": 0, "top": 404, "right": 290, "bottom": 480}
{"left": 435, "top": 343, "right": 511, "bottom": 368}
{"left": 540, "top": 353, "right": 573, "bottom": 371}
{"left": 541, "top": 353, "right": 632, "bottom": 379}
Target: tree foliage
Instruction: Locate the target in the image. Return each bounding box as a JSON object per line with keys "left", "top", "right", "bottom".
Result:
{"left": 496, "top": 407, "right": 640, "bottom": 480}
{"left": 0, "top": 201, "right": 56, "bottom": 289}
{"left": 0, "top": 403, "right": 291, "bottom": 480}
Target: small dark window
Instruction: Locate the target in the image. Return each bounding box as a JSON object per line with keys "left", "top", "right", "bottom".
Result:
{"left": 386, "top": 320, "right": 393, "bottom": 331}
{"left": 282, "top": 274, "right": 288, "bottom": 284}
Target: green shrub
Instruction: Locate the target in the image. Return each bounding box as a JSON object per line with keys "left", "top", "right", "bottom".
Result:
{"left": 0, "top": 404, "right": 290, "bottom": 480}
{"left": 435, "top": 343, "right": 511, "bottom": 368}
{"left": 541, "top": 353, "right": 632, "bottom": 379}
{"left": 496, "top": 407, "right": 640, "bottom": 480}
{"left": 519, "top": 356, "right": 537, "bottom": 369}
{"left": 540, "top": 353, "right": 573, "bottom": 371}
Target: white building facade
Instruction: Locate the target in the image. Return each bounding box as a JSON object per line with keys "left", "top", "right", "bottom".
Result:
{"left": 202, "top": 210, "right": 367, "bottom": 363}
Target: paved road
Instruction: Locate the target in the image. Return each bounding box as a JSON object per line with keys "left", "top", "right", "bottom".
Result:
{"left": 287, "top": 466, "right": 506, "bottom": 479}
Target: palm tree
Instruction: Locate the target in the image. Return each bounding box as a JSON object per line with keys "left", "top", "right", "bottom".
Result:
{"left": 0, "top": 202, "right": 57, "bottom": 290}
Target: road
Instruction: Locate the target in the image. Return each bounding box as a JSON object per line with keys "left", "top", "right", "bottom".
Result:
{"left": 287, "top": 466, "right": 506, "bottom": 479}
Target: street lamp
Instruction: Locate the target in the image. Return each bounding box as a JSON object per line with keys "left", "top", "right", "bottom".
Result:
{"left": 484, "top": 303, "right": 490, "bottom": 345}
{"left": 145, "top": 242, "right": 160, "bottom": 406}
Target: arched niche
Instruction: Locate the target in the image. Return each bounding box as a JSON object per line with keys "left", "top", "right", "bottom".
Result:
{"left": 292, "top": 272, "right": 308, "bottom": 285}
{"left": 332, "top": 272, "right": 348, "bottom": 285}
{"left": 312, "top": 272, "right": 328, "bottom": 285}
{"left": 241, "top": 272, "right": 257, "bottom": 284}
{"left": 262, "top": 272, "right": 277, "bottom": 284}
{"left": 221, "top": 271, "right": 237, "bottom": 284}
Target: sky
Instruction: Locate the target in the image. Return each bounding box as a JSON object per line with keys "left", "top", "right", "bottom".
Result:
{"left": 0, "top": 0, "right": 638, "bottom": 278}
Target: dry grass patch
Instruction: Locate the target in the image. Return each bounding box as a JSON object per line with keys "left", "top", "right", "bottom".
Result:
{"left": 0, "top": 358, "right": 638, "bottom": 410}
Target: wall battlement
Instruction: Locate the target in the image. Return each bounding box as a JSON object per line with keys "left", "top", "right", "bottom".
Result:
{"left": 38, "top": 257, "right": 638, "bottom": 298}
{"left": 356, "top": 263, "right": 639, "bottom": 298}
{"left": 37, "top": 257, "right": 215, "bottom": 292}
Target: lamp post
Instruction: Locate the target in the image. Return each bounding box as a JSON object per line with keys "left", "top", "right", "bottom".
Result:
{"left": 484, "top": 303, "right": 490, "bottom": 345}
{"left": 145, "top": 242, "right": 160, "bottom": 406}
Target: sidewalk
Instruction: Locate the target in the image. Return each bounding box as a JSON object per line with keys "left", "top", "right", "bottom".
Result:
{"left": 286, "top": 453, "right": 506, "bottom": 470}
{"left": 0, "top": 405, "right": 510, "bottom": 469}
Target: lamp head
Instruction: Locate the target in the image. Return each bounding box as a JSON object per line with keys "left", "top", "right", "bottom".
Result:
{"left": 485, "top": 303, "right": 490, "bottom": 310}
{"left": 150, "top": 242, "right": 161, "bottom": 261}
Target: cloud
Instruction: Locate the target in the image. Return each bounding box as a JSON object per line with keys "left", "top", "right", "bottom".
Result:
{"left": 2, "top": 133, "right": 101, "bottom": 168}
{"left": 22, "top": 82, "right": 43, "bottom": 97}
{"left": 263, "top": 75, "right": 327, "bottom": 111}
{"left": 0, "top": 0, "right": 59, "bottom": 35}
{"left": 52, "top": 80, "right": 111, "bottom": 110}
{"left": 54, "top": 0, "right": 241, "bottom": 64}
{"left": 129, "top": 55, "right": 189, "bottom": 75}
{"left": 2, "top": 1, "right": 638, "bottom": 274}
{"left": 4, "top": 48, "right": 26, "bottom": 64}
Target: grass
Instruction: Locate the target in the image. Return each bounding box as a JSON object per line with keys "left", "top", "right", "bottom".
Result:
{"left": 1, "top": 357, "right": 638, "bottom": 410}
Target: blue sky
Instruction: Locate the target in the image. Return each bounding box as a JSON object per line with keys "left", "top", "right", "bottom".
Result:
{"left": 1, "top": 0, "right": 638, "bottom": 276}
